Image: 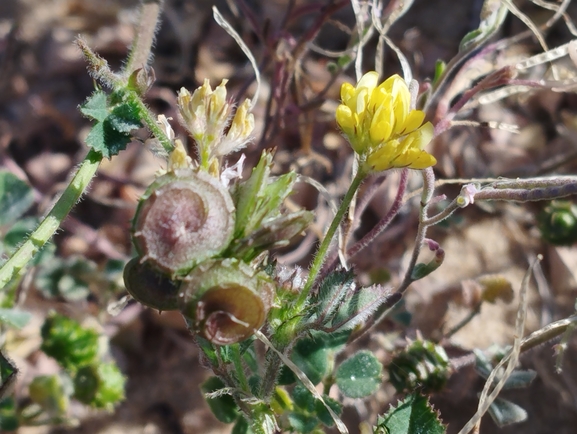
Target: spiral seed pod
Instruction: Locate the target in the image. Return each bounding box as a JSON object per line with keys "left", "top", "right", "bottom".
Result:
{"left": 123, "top": 258, "right": 179, "bottom": 311}
{"left": 388, "top": 339, "right": 450, "bottom": 394}
{"left": 132, "top": 169, "right": 235, "bottom": 276}
{"left": 179, "top": 259, "right": 275, "bottom": 345}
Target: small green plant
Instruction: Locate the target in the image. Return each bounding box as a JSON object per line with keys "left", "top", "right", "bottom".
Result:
{"left": 2, "top": 1, "right": 577, "bottom": 433}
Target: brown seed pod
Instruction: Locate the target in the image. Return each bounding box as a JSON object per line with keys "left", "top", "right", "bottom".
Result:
{"left": 179, "top": 259, "right": 275, "bottom": 345}
{"left": 123, "top": 258, "right": 179, "bottom": 311}
{"left": 132, "top": 169, "right": 235, "bottom": 276}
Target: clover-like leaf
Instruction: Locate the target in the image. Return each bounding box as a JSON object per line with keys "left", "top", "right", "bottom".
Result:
{"left": 376, "top": 393, "right": 445, "bottom": 434}
{"left": 336, "top": 350, "right": 382, "bottom": 399}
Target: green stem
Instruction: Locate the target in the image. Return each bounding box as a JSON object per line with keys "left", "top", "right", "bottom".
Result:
{"left": 296, "top": 169, "right": 367, "bottom": 310}
{"left": 231, "top": 343, "right": 249, "bottom": 392}
{"left": 124, "top": 90, "right": 174, "bottom": 153}
{"left": 0, "top": 150, "right": 102, "bottom": 290}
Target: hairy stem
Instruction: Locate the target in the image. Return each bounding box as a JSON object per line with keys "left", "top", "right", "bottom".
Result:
{"left": 296, "top": 169, "right": 367, "bottom": 310}
{"left": 0, "top": 150, "right": 102, "bottom": 290}
{"left": 396, "top": 167, "right": 436, "bottom": 295}
{"left": 230, "top": 344, "right": 249, "bottom": 392}
{"left": 123, "top": 0, "right": 164, "bottom": 76}
{"left": 347, "top": 168, "right": 409, "bottom": 260}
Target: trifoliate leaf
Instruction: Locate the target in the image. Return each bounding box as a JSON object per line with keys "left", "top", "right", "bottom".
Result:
{"left": 0, "top": 171, "right": 34, "bottom": 226}
{"left": 336, "top": 350, "right": 382, "bottom": 399}
{"left": 376, "top": 393, "right": 445, "bottom": 434}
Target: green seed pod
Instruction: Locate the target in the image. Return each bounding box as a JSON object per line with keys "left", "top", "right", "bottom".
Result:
{"left": 538, "top": 200, "right": 577, "bottom": 246}
{"left": 123, "top": 258, "right": 179, "bottom": 311}
{"left": 132, "top": 169, "right": 235, "bottom": 276}
{"left": 179, "top": 259, "right": 274, "bottom": 345}
{"left": 388, "top": 339, "right": 450, "bottom": 394}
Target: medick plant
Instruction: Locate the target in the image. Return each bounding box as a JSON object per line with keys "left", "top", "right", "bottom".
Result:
{"left": 3, "top": 0, "right": 577, "bottom": 433}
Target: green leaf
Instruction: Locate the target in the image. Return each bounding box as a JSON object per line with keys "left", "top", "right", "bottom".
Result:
{"left": 377, "top": 393, "right": 446, "bottom": 434}
{"left": 287, "top": 412, "right": 319, "bottom": 433}
{"left": 487, "top": 397, "right": 528, "bottom": 427}
{"left": 196, "top": 336, "right": 218, "bottom": 366}
{"left": 459, "top": 1, "right": 508, "bottom": 53}
{"left": 329, "top": 284, "right": 392, "bottom": 332}
{"left": 201, "top": 377, "right": 238, "bottom": 424}
{"left": 90, "top": 363, "right": 125, "bottom": 409}
{"left": 336, "top": 350, "right": 382, "bottom": 399}
{"left": 292, "top": 384, "right": 315, "bottom": 412}
{"left": 310, "top": 270, "right": 355, "bottom": 324}
{"left": 79, "top": 91, "right": 109, "bottom": 122}
{"left": 0, "top": 171, "right": 34, "bottom": 226}
{"left": 291, "top": 338, "right": 330, "bottom": 386}
{"left": 41, "top": 313, "right": 100, "bottom": 371}
{"left": 80, "top": 91, "right": 141, "bottom": 158}
{"left": 0, "top": 397, "right": 19, "bottom": 431}
{"left": 315, "top": 395, "right": 342, "bottom": 427}
{"left": 0, "top": 351, "right": 18, "bottom": 401}
{"left": 34, "top": 256, "right": 95, "bottom": 301}
{"left": 108, "top": 101, "right": 142, "bottom": 133}
{"left": 28, "top": 374, "right": 71, "bottom": 417}
{"left": 233, "top": 152, "right": 298, "bottom": 240}
{"left": 73, "top": 363, "right": 125, "bottom": 410}
{"left": 84, "top": 120, "right": 132, "bottom": 159}
{"left": 232, "top": 416, "right": 253, "bottom": 434}
{"left": 0, "top": 308, "right": 32, "bottom": 329}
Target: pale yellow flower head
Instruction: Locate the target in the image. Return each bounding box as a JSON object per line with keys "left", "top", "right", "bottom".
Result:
{"left": 177, "top": 79, "right": 254, "bottom": 171}
{"left": 336, "top": 72, "right": 436, "bottom": 172}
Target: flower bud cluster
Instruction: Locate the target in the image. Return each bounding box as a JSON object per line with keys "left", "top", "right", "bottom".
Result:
{"left": 177, "top": 79, "right": 254, "bottom": 171}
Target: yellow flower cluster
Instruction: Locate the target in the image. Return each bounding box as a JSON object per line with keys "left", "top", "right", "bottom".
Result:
{"left": 336, "top": 72, "right": 436, "bottom": 172}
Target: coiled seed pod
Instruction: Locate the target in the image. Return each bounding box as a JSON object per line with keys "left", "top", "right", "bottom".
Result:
{"left": 388, "top": 339, "right": 450, "bottom": 394}
{"left": 123, "top": 258, "right": 179, "bottom": 311}
{"left": 179, "top": 259, "right": 274, "bottom": 345}
{"left": 132, "top": 169, "right": 235, "bottom": 276}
